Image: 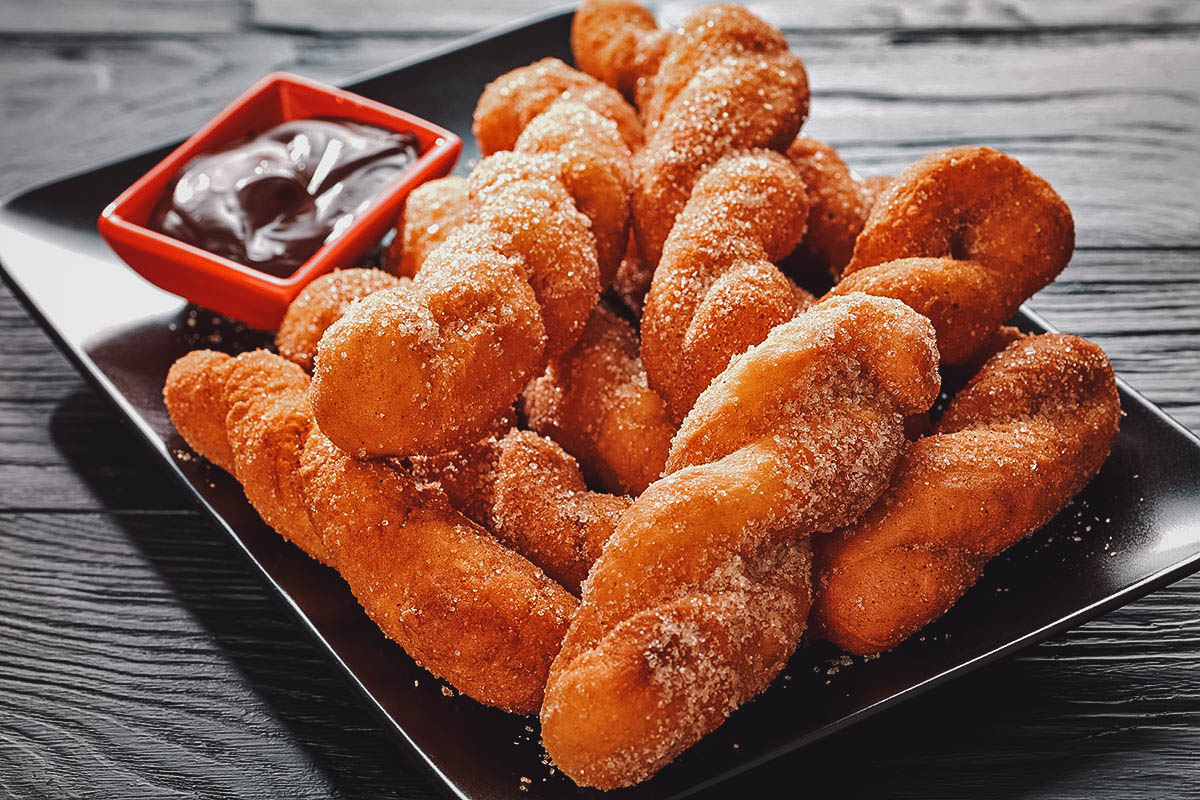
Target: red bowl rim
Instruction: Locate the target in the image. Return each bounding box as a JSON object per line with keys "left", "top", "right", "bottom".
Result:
{"left": 98, "top": 71, "right": 462, "bottom": 291}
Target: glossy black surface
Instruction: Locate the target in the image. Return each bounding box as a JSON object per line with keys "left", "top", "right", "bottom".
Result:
{"left": 1, "top": 10, "right": 1199, "bottom": 800}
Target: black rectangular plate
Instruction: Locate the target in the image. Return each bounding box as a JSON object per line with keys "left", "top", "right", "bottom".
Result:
{"left": 3, "top": 9, "right": 1200, "bottom": 800}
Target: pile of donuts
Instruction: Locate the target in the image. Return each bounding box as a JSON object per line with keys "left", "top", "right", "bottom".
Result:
{"left": 162, "top": 0, "right": 1121, "bottom": 790}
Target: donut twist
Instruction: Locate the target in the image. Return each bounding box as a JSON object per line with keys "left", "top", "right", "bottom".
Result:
{"left": 522, "top": 303, "right": 674, "bottom": 495}
{"left": 835, "top": 147, "right": 1074, "bottom": 365}
{"left": 300, "top": 428, "right": 577, "bottom": 713}
{"left": 276, "top": 268, "right": 405, "bottom": 370}
{"left": 164, "top": 349, "right": 580, "bottom": 713}
{"left": 571, "top": 0, "right": 671, "bottom": 105}
{"left": 627, "top": 3, "right": 810, "bottom": 265}
{"left": 312, "top": 100, "right": 633, "bottom": 457}
{"left": 541, "top": 293, "right": 941, "bottom": 789}
{"left": 473, "top": 57, "right": 643, "bottom": 157}
{"left": 164, "top": 349, "right": 328, "bottom": 563}
{"left": 641, "top": 149, "right": 812, "bottom": 421}
{"left": 811, "top": 333, "right": 1120, "bottom": 654}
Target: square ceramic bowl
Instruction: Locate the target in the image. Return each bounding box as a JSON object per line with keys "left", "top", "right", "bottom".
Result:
{"left": 97, "top": 71, "right": 460, "bottom": 330}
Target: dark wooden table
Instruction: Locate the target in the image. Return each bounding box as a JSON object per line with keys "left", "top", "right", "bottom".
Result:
{"left": 2, "top": 2, "right": 1198, "bottom": 797}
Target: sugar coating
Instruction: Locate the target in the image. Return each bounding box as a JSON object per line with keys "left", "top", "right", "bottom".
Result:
{"left": 811, "top": 333, "right": 1121, "bottom": 655}
{"left": 641, "top": 148, "right": 810, "bottom": 421}
{"left": 276, "top": 268, "right": 406, "bottom": 371}
{"left": 299, "top": 428, "right": 578, "bottom": 714}
{"left": 386, "top": 176, "right": 470, "bottom": 278}
{"left": 474, "top": 57, "right": 643, "bottom": 157}
{"left": 522, "top": 303, "right": 674, "bottom": 495}
{"left": 310, "top": 98, "right": 633, "bottom": 458}
{"left": 541, "top": 293, "right": 941, "bottom": 790}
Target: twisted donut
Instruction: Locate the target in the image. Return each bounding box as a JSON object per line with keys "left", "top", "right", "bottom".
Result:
{"left": 845, "top": 146, "right": 1074, "bottom": 299}
{"left": 785, "top": 135, "right": 872, "bottom": 278}
{"left": 629, "top": 3, "right": 810, "bottom": 265}
{"left": 276, "top": 268, "right": 405, "bottom": 370}
{"left": 858, "top": 173, "right": 894, "bottom": 211}
{"left": 300, "top": 428, "right": 578, "bottom": 713}
{"left": 831, "top": 147, "right": 1074, "bottom": 365}
{"left": 571, "top": 0, "right": 671, "bottom": 105}
{"left": 407, "top": 425, "right": 631, "bottom": 594}
{"left": 164, "top": 349, "right": 329, "bottom": 563}
{"left": 473, "top": 57, "right": 643, "bottom": 156}
{"left": 312, "top": 100, "right": 633, "bottom": 457}
{"left": 811, "top": 333, "right": 1120, "bottom": 655}
{"left": 541, "top": 293, "right": 941, "bottom": 789}
{"left": 164, "top": 349, "right": 580, "bottom": 712}
{"left": 385, "top": 176, "right": 469, "bottom": 278}
{"left": 521, "top": 303, "right": 674, "bottom": 495}
{"left": 641, "top": 149, "right": 811, "bottom": 421}
{"left": 830, "top": 257, "right": 1011, "bottom": 366}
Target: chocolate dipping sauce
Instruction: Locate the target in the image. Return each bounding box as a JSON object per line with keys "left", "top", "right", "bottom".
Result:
{"left": 150, "top": 119, "right": 420, "bottom": 277}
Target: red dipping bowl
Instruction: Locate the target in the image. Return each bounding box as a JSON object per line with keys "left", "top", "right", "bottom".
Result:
{"left": 97, "top": 72, "right": 461, "bottom": 331}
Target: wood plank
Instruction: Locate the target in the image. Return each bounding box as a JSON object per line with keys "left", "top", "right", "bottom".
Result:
{"left": 0, "top": 509, "right": 1197, "bottom": 798}
{"left": 0, "top": 512, "right": 441, "bottom": 800}
{"left": 2, "top": 33, "right": 1196, "bottom": 249}
{"left": 1, "top": 3, "right": 1198, "bottom": 798}
{"left": 1, "top": 246, "right": 1196, "bottom": 515}
{"left": 795, "top": 33, "right": 1200, "bottom": 251}
{"left": 0, "top": 0, "right": 240, "bottom": 35}
{"left": 249, "top": 0, "right": 1200, "bottom": 35}
{"left": 0, "top": 35, "right": 446, "bottom": 198}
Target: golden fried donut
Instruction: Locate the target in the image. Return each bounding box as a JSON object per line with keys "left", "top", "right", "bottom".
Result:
{"left": 511, "top": 101, "right": 635, "bottom": 286}
{"left": 811, "top": 333, "right": 1120, "bottom": 655}
{"left": 542, "top": 293, "right": 941, "bottom": 789}
{"left": 846, "top": 146, "right": 1075, "bottom": 301}
{"left": 829, "top": 148, "right": 1073, "bottom": 366}
{"left": 631, "top": 4, "right": 810, "bottom": 265}
{"left": 571, "top": 0, "right": 671, "bottom": 105}
{"left": 490, "top": 430, "right": 631, "bottom": 593}
{"left": 299, "top": 428, "right": 577, "bottom": 713}
{"left": 385, "top": 176, "right": 469, "bottom": 278}
{"left": 163, "top": 349, "right": 328, "bottom": 563}
{"left": 641, "top": 149, "right": 811, "bottom": 421}
{"left": 473, "top": 57, "right": 643, "bottom": 156}
{"left": 163, "top": 349, "right": 235, "bottom": 471}
{"left": 785, "top": 135, "right": 872, "bottom": 278}
{"left": 312, "top": 100, "right": 632, "bottom": 457}
{"left": 407, "top": 425, "right": 629, "bottom": 594}
{"left": 857, "top": 174, "right": 894, "bottom": 211}
{"left": 522, "top": 303, "right": 673, "bottom": 495}
{"left": 276, "top": 268, "right": 405, "bottom": 370}
{"left": 829, "top": 257, "right": 1013, "bottom": 365}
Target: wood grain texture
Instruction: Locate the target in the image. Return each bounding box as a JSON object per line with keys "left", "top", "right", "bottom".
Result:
{"left": 0, "top": 0, "right": 1198, "bottom": 798}
{"left": 248, "top": 0, "right": 1200, "bottom": 35}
